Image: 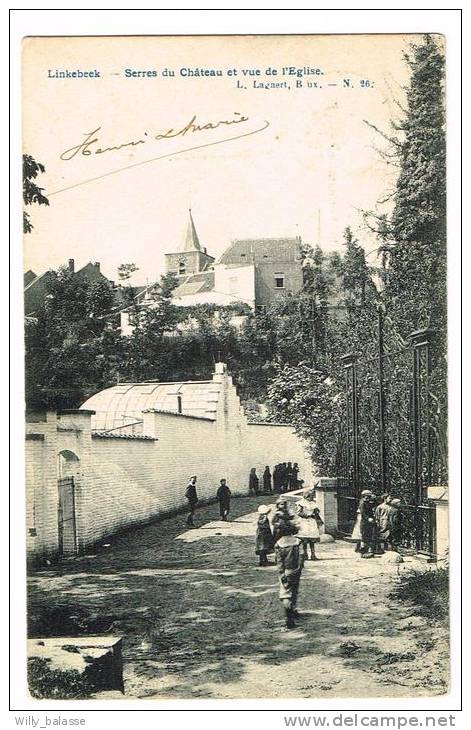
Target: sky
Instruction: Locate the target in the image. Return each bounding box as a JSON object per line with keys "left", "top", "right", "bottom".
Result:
{"left": 22, "top": 34, "right": 417, "bottom": 286}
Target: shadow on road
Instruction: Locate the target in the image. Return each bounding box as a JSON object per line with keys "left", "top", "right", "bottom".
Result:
{"left": 27, "top": 496, "right": 448, "bottom": 699}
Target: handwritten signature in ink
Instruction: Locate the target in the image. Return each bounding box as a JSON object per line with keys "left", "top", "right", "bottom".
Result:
{"left": 60, "top": 112, "right": 252, "bottom": 161}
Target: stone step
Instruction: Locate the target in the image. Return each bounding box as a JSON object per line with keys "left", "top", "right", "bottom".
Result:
{"left": 28, "top": 636, "right": 124, "bottom": 694}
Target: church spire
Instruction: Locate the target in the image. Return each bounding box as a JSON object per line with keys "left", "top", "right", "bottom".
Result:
{"left": 183, "top": 209, "right": 202, "bottom": 252}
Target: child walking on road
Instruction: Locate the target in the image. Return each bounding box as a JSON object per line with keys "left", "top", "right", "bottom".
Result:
{"left": 255, "top": 504, "right": 275, "bottom": 566}
{"left": 272, "top": 498, "right": 305, "bottom": 629}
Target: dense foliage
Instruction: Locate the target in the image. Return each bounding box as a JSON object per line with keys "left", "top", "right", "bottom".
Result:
{"left": 390, "top": 567, "right": 449, "bottom": 623}
{"left": 25, "top": 268, "right": 122, "bottom": 410}
{"left": 266, "top": 365, "right": 341, "bottom": 475}
{"left": 367, "top": 35, "right": 446, "bottom": 340}
{"left": 23, "top": 154, "right": 49, "bottom": 234}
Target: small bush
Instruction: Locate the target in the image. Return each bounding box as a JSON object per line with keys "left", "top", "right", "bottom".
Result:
{"left": 28, "top": 657, "right": 94, "bottom": 699}
{"left": 390, "top": 567, "right": 449, "bottom": 623}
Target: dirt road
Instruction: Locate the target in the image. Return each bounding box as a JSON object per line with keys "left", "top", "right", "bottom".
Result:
{"left": 28, "top": 496, "right": 448, "bottom": 699}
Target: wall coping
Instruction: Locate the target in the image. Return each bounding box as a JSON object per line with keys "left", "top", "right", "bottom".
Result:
{"left": 247, "top": 421, "right": 294, "bottom": 427}
{"left": 25, "top": 412, "right": 48, "bottom": 423}
{"left": 142, "top": 408, "right": 216, "bottom": 422}
{"left": 316, "top": 478, "right": 338, "bottom": 492}
{"left": 428, "top": 485, "right": 448, "bottom": 503}
{"left": 60, "top": 409, "right": 96, "bottom": 416}
{"left": 92, "top": 432, "right": 156, "bottom": 441}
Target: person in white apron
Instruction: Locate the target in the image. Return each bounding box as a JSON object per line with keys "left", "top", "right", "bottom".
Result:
{"left": 296, "top": 497, "right": 322, "bottom": 560}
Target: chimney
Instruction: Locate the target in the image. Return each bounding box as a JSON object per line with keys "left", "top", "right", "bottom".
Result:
{"left": 68, "top": 258, "right": 75, "bottom": 273}
{"left": 93, "top": 262, "right": 100, "bottom": 271}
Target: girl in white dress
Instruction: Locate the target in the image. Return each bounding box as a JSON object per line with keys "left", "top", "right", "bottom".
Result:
{"left": 296, "top": 497, "right": 323, "bottom": 560}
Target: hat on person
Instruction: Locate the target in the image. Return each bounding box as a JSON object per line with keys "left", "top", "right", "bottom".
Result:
{"left": 299, "top": 497, "right": 315, "bottom": 509}
{"left": 258, "top": 504, "right": 271, "bottom": 514}
{"left": 276, "top": 497, "right": 288, "bottom": 506}
{"left": 390, "top": 498, "right": 401, "bottom": 506}
{"left": 361, "top": 489, "right": 373, "bottom": 497}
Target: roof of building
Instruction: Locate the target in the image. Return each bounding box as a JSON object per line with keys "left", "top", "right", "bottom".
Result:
{"left": 24, "top": 262, "right": 110, "bottom": 292}
{"left": 183, "top": 209, "right": 202, "bottom": 252}
{"left": 81, "top": 379, "right": 221, "bottom": 432}
{"left": 217, "top": 237, "right": 303, "bottom": 266}
{"left": 173, "top": 271, "right": 215, "bottom": 298}
{"left": 24, "top": 270, "right": 37, "bottom": 287}
{"left": 24, "top": 268, "right": 54, "bottom": 293}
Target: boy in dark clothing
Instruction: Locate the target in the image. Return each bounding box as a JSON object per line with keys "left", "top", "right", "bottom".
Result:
{"left": 359, "top": 489, "right": 377, "bottom": 557}
{"left": 273, "top": 464, "right": 281, "bottom": 493}
{"left": 375, "top": 493, "right": 392, "bottom": 553}
{"left": 388, "top": 498, "right": 403, "bottom": 550}
{"left": 249, "top": 468, "right": 259, "bottom": 496}
{"left": 216, "top": 478, "right": 231, "bottom": 521}
{"left": 262, "top": 466, "right": 272, "bottom": 494}
{"left": 185, "top": 476, "right": 198, "bottom": 527}
{"left": 280, "top": 463, "right": 288, "bottom": 492}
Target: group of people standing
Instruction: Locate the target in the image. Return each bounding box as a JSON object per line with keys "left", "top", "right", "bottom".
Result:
{"left": 255, "top": 492, "right": 324, "bottom": 629}
{"left": 249, "top": 462, "right": 301, "bottom": 496}
{"left": 352, "top": 490, "right": 403, "bottom": 558}
{"left": 184, "top": 474, "right": 406, "bottom": 631}
{"left": 185, "top": 464, "right": 304, "bottom": 528}
{"left": 185, "top": 475, "right": 233, "bottom": 526}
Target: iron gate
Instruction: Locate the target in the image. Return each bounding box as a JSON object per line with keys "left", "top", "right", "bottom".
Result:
{"left": 336, "top": 315, "right": 447, "bottom": 559}
{"left": 58, "top": 476, "right": 77, "bottom": 555}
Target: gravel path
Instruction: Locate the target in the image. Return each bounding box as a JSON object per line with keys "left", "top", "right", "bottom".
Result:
{"left": 27, "top": 496, "right": 448, "bottom": 699}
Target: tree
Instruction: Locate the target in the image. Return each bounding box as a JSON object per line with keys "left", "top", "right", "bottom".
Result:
{"left": 341, "top": 227, "right": 370, "bottom": 309}
{"left": 266, "top": 364, "right": 340, "bottom": 475}
{"left": 365, "top": 34, "right": 447, "bottom": 442}
{"left": 366, "top": 35, "right": 446, "bottom": 336}
{"left": 300, "top": 245, "right": 332, "bottom": 367}
{"left": 117, "top": 263, "right": 139, "bottom": 282}
{"left": 25, "top": 267, "right": 122, "bottom": 409}
{"left": 23, "top": 155, "right": 49, "bottom": 233}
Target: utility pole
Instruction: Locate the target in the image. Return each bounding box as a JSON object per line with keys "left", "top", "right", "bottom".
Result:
{"left": 311, "top": 296, "right": 317, "bottom": 367}
{"left": 377, "top": 305, "right": 388, "bottom": 492}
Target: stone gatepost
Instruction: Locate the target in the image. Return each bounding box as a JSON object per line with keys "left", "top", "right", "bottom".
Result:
{"left": 315, "top": 477, "right": 338, "bottom": 534}
{"left": 428, "top": 485, "right": 448, "bottom": 560}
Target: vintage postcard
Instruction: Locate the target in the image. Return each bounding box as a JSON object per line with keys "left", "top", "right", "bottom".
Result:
{"left": 22, "top": 33, "right": 449, "bottom": 701}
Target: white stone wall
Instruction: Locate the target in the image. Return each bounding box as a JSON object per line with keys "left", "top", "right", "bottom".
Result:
{"left": 26, "top": 414, "right": 60, "bottom": 560}
{"left": 170, "top": 264, "right": 255, "bottom": 309}
{"left": 213, "top": 263, "right": 256, "bottom": 308}
{"left": 245, "top": 424, "right": 316, "bottom": 488}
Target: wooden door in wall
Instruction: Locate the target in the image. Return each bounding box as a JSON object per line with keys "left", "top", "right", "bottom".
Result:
{"left": 58, "top": 476, "right": 77, "bottom": 555}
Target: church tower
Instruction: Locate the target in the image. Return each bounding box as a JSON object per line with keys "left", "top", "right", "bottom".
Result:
{"left": 165, "top": 210, "right": 215, "bottom": 277}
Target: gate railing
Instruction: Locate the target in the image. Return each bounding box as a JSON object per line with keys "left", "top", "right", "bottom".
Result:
{"left": 398, "top": 503, "right": 437, "bottom": 559}
{"left": 335, "top": 315, "right": 446, "bottom": 559}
